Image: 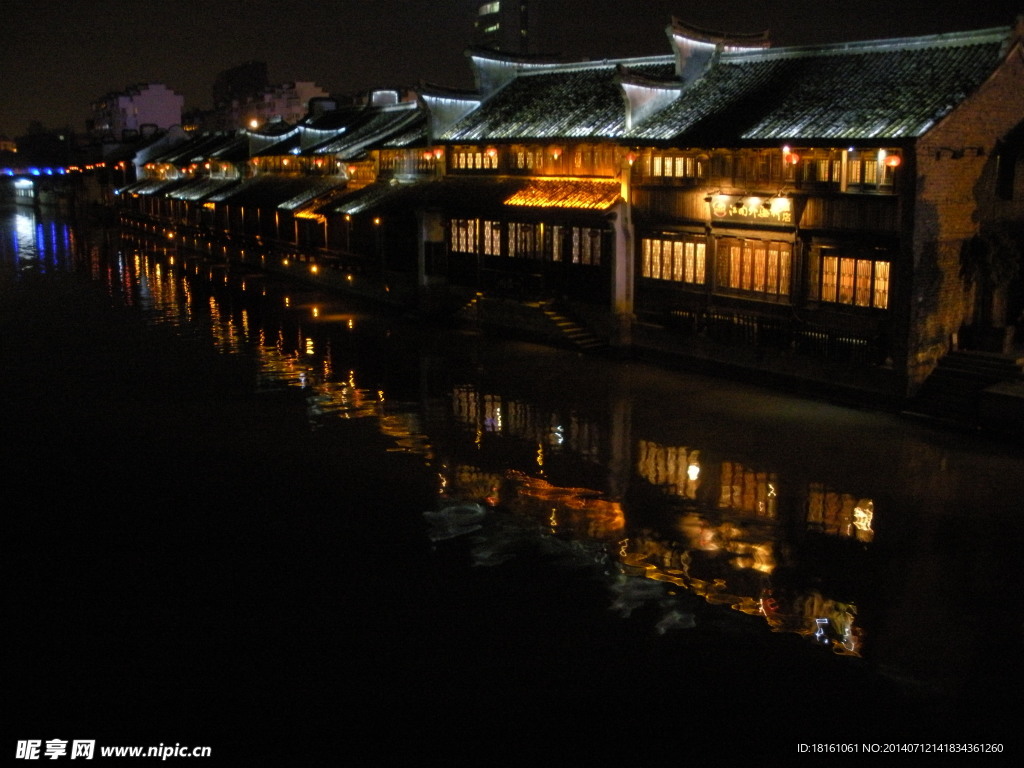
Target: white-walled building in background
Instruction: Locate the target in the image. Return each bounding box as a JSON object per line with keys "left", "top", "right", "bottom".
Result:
{"left": 91, "top": 83, "right": 184, "bottom": 141}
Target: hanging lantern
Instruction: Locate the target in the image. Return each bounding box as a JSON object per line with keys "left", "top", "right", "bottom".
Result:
{"left": 433, "top": 147, "right": 444, "bottom": 159}
{"left": 550, "top": 145, "right": 563, "bottom": 160}
{"left": 423, "top": 150, "right": 434, "bottom": 161}
{"left": 626, "top": 151, "right": 638, "bottom": 166}
{"left": 884, "top": 154, "right": 902, "bottom": 168}
{"left": 784, "top": 151, "right": 801, "bottom": 165}
{"left": 485, "top": 146, "right": 498, "bottom": 159}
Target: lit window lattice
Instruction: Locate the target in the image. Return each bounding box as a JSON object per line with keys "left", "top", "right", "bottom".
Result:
{"left": 641, "top": 237, "right": 706, "bottom": 284}
{"left": 819, "top": 253, "right": 889, "bottom": 309}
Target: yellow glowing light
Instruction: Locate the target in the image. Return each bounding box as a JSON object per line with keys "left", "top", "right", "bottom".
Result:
{"left": 310, "top": 264, "right": 319, "bottom": 274}
{"left": 504, "top": 178, "right": 620, "bottom": 210}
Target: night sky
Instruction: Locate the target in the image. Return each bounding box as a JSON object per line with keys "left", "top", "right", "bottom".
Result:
{"left": 1, "top": 0, "right": 1021, "bottom": 139}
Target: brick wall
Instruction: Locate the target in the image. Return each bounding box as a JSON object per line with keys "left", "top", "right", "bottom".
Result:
{"left": 908, "top": 35, "right": 1024, "bottom": 390}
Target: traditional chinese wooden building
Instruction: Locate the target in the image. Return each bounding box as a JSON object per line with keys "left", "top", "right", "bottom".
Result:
{"left": 117, "top": 17, "right": 1024, "bottom": 406}
{"left": 418, "top": 17, "right": 1024, "bottom": 400}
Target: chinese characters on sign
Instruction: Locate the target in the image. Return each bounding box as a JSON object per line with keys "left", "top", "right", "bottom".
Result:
{"left": 710, "top": 194, "right": 793, "bottom": 225}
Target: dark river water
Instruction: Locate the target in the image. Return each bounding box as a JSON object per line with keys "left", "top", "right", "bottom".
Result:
{"left": 4, "top": 204, "right": 1022, "bottom": 760}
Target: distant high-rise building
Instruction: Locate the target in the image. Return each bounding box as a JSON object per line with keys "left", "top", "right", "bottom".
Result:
{"left": 472, "top": 1, "right": 533, "bottom": 53}
{"left": 212, "top": 61, "right": 270, "bottom": 110}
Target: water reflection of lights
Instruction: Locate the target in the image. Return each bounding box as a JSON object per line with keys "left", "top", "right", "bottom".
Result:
{"left": 436, "top": 455, "right": 866, "bottom": 655}
{"left": 102, "top": 230, "right": 878, "bottom": 658}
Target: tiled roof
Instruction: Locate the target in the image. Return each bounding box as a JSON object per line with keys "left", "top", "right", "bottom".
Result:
{"left": 309, "top": 106, "right": 427, "bottom": 157}
{"left": 249, "top": 128, "right": 302, "bottom": 157}
{"left": 630, "top": 27, "right": 1012, "bottom": 143}
{"left": 278, "top": 176, "right": 348, "bottom": 210}
{"left": 440, "top": 27, "right": 1012, "bottom": 146}
{"left": 205, "top": 175, "right": 334, "bottom": 207}
{"left": 440, "top": 59, "right": 676, "bottom": 142}
{"left": 503, "top": 178, "right": 620, "bottom": 209}
{"left": 328, "top": 180, "right": 427, "bottom": 215}
{"left": 152, "top": 132, "right": 242, "bottom": 166}
{"left": 118, "top": 177, "right": 192, "bottom": 196}
{"left": 324, "top": 175, "right": 621, "bottom": 215}
{"left": 166, "top": 177, "right": 243, "bottom": 202}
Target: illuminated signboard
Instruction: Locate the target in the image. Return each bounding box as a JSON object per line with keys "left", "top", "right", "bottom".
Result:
{"left": 709, "top": 194, "right": 793, "bottom": 225}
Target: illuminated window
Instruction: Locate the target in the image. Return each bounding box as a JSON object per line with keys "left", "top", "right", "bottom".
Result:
{"left": 848, "top": 159, "right": 861, "bottom": 185}
{"left": 571, "top": 227, "right": 602, "bottom": 266}
{"left": 863, "top": 159, "right": 877, "bottom": 185}
{"left": 641, "top": 237, "right": 706, "bottom": 284}
{"left": 650, "top": 153, "right": 704, "bottom": 180}
{"left": 483, "top": 220, "right": 501, "bottom": 255}
{"left": 715, "top": 238, "right": 791, "bottom": 298}
{"left": 508, "top": 222, "right": 541, "bottom": 259}
{"left": 550, "top": 225, "right": 565, "bottom": 262}
{"left": 450, "top": 218, "right": 480, "bottom": 253}
{"left": 845, "top": 150, "right": 897, "bottom": 190}
{"left": 479, "top": 2, "right": 500, "bottom": 14}
{"left": 455, "top": 148, "right": 498, "bottom": 170}
{"left": 814, "top": 248, "right": 889, "bottom": 309}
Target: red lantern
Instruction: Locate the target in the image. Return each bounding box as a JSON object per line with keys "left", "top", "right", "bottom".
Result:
{"left": 485, "top": 147, "right": 498, "bottom": 158}
{"left": 784, "top": 151, "right": 800, "bottom": 165}
{"left": 884, "top": 154, "right": 902, "bottom": 168}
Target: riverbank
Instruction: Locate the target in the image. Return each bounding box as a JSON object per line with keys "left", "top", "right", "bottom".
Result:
{"left": 115, "top": 213, "right": 1024, "bottom": 441}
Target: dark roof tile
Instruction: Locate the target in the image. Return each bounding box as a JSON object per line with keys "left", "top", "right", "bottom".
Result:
{"left": 630, "top": 28, "right": 1011, "bottom": 143}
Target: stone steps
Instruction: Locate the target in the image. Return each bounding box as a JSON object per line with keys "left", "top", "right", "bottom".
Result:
{"left": 908, "top": 350, "right": 1024, "bottom": 424}
{"left": 541, "top": 307, "right": 607, "bottom": 351}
